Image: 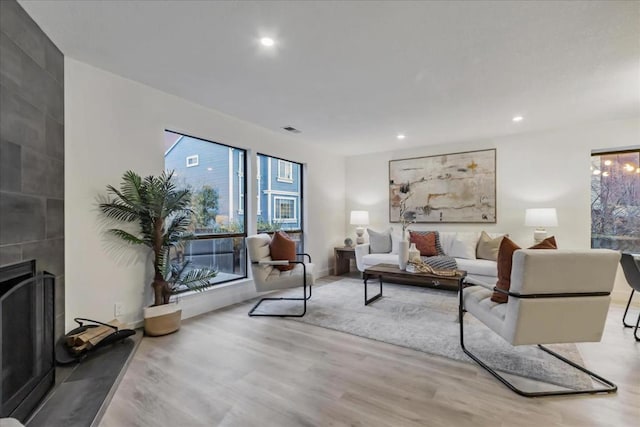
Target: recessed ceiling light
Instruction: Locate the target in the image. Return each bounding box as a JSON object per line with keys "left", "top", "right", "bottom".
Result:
{"left": 260, "top": 37, "right": 275, "bottom": 47}
{"left": 512, "top": 116, "right": 524, "bottom": 122}
{"left": 397, "top": 134, "right": 406, "bottom": 140}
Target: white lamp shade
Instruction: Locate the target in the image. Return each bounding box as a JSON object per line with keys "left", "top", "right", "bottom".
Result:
{"left": 525, "top": 208, "right": 558, "bottom": 227}
{"left": 350, "top": 210, "right": 370, "bottom": 225}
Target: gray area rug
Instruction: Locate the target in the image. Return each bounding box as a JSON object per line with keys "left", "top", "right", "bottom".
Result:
{"left": 254, "top": 278, "right": 593, "bottom": 389}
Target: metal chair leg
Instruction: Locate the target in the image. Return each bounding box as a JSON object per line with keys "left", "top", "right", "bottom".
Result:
{"left": 458, "top": 287, "right": 617, "bottom": 397}
{"left": 248, "top": 280, "right": 311, "bottom": 318}
{"left": 622, "top": 290, "right": 640, "bottom": 340}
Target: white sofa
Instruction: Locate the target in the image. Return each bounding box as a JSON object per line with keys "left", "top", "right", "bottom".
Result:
{"left": 355, "top": 231, "right": 503, "bottom": 286}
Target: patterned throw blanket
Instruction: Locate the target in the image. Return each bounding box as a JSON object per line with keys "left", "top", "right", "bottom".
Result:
{"left": 420, "top": 255, "right": 458, "bottom": 271}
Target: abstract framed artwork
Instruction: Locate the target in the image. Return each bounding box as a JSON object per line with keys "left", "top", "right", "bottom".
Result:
{"left": 389, "top": 149, "right": 496, "bottom": 223}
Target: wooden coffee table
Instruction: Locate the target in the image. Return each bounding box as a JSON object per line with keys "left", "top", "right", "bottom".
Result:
{"left": 362, "top": 263, "right": 467, "bottom": 305}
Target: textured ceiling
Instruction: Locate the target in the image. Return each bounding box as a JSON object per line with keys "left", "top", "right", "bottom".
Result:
{"left": 19, "top": 0, "right": 640, "bottom": 156}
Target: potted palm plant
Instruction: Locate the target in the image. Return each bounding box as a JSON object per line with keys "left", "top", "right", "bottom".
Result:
{"left": 99, "top": 170, "right": 218, "bottom": 336}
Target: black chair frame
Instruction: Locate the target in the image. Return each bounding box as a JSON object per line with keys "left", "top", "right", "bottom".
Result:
{"left": 458, "top": 281, "right": 617, "bottom": 397}
{"left": 248, "top": 253, "right": 312, "bottom": 317}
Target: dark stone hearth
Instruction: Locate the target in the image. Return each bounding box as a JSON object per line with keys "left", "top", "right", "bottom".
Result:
{"left": 27, "top": 334, "right": 140, "bottom": 427}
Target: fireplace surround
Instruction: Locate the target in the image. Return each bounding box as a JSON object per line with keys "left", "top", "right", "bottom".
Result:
{"left": 0, "top": 260, "right": 55, "bottom": 422}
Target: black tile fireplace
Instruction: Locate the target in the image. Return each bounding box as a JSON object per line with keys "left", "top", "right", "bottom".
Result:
{"left": 0, "top": 260, "right": 55, "bottom": 422}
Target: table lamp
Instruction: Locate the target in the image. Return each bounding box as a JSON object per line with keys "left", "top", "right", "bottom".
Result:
{"left": 350, "top": 210, "right": 369, "bottom": 245}
{"left": 525, "top": 208, "right": 558, "bottom": 243}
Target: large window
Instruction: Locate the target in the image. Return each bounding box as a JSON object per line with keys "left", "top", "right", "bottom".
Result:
{"left": 165, "top": 130, "right": 247, "bottom": 287}
{"left": 591, "top": 149, "right": 640, "bottom": 253}
{"left": 257, "top": 154, "right": 303, "bottom": 252}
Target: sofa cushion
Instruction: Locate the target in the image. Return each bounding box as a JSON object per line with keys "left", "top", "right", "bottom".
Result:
{"left": 476, "top": 231, "right": 505, "bottom": 261}
{"left": 362, "top": 253, "right": 398, "bottom": 267}
{"left": 449, "top": 232, "right": 480, "bottom": 260}
{"left": 491, "top": 236, "right": 557, "bottom": 303}
{"left": 456, "top": 258, "right": 498, "bottom": 278}
{"left": 269, "top": 231, "right": 296, "bottom": 271}
{"left": 367, "top": 228, "right": 392, "bottom": 254}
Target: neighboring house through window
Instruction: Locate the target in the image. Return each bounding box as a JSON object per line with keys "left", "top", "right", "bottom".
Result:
{"left": 257, "top": 153, "right": 303, "bottom": 253}
{"left": 164, "top": 130, "right": 247, "bottom": 288}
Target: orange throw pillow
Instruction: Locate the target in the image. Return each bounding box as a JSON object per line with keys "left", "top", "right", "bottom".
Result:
{"left": 269, "top": 231, "right": 296, "bottom": 271}
{"left": 409, "top": 231, "right": 438, "bottom": 256}
{"left": 491, "top": 236, "right": 557, "bottom": 303}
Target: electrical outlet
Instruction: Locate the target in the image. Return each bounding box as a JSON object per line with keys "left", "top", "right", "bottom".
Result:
{"left": 114, "top": 302, "right": 123, "bottom": 317}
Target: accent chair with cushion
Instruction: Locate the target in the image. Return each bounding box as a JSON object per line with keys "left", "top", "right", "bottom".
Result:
{"left": 460, "top": 248, "right": 620, "bottom": 397}
{"left": 246, "top": 233, "right": 315, "bottom": 317}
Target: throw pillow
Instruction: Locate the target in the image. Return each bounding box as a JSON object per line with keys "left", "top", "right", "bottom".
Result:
{"left": 491, "top": 236, "right": 557, "bottom": 303}
{"left": 269, "top": 231, "right": 296, "bottom": 271}
{"left": 409, "top": 231, "right": 438, "bottom": 256}
{"left": 476, "top": 231, "right": 505, "bottom": 261}
{"left": 410, "top": 231, "right": 445, "bottom": 256}
{"left": 448, "top": 232, "right": 480, "bottom": 260}
{"left": 367, "top": 228, "right": 392, "bottom": 254}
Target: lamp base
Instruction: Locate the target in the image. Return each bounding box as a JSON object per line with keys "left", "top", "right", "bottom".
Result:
{"left": 355, "top": 227, "right": 365, "bottom": 245}
{"left": 533, "top": 228, "right": 547, "bottom": 244}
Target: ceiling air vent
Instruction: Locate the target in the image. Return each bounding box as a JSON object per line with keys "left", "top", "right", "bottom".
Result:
{"left": 283, "top": 126, "right": 301, "bottom": 134}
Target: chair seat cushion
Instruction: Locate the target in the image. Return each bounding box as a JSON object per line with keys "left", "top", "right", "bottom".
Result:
{"left": 463, "top": 285, "right": 508, "bottom": 335}
{"left": 260, "top": 262, "right": 316, "bottom": 291}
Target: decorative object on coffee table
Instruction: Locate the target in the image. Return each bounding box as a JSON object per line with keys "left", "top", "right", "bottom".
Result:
{"left": 397, "top": 193, "right": 415, "bottom": 270}
{"left": 389, "top": 149, "right": 496, "bottom": 223}
{"left": 350, "top": 210, "right": 369, "bottom": 244}
{"left": 408, "top": 243, "right": 420, "bottom": 262}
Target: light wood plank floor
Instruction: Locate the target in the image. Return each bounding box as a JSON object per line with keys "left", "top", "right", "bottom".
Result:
{"left": 100, "top": 276, "right": 640, "bottom": 427}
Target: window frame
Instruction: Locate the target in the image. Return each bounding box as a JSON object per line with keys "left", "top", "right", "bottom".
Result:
{"left": 273, "top": 196, "right": 297, "bottom": 222}
{"left": 277, "top": 159, "right": 293, "bottom": 183}
{"left": 590, "top": 148, "right": 640, "bottom": 253}
{"left": 165, "top": 129, "right": 248, "bottom": 288}
{"left": 186, "top": 154, "right": 199, "bottom": 168}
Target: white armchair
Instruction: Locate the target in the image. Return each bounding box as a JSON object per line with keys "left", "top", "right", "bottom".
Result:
{"left": 459, "top": 249, "right": 620, "bottom": 397}
{"left": 246, "top": 234, "right": 315, "bottom": 317}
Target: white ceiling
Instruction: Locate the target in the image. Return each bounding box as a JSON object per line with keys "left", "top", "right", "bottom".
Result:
{"left": 19, "top": 0, "right": 640, "bottom": 156}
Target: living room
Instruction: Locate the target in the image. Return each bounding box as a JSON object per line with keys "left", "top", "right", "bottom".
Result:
{"left": 1, "top": 1, "right": 639, "bottom": 426}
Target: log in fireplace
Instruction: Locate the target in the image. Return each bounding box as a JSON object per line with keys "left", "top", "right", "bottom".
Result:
{"left": 0, "top": 260, "right": 55, "bottom": 422}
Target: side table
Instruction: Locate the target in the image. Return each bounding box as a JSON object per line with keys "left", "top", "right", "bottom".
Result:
{"left": 334, "top": 246, "right": 356, "bottom": 275}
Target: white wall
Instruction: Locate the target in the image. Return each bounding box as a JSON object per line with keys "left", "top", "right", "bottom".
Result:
{"left": 65, "top": 58, "right": 346, "bottom": 329}
{"left": 345, "top": 117, "right": 639, "bottom": 305}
